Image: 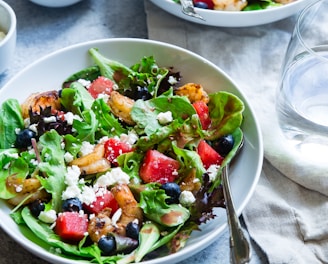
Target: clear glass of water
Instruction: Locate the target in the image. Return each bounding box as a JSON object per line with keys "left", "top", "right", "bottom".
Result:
{"left": 276, "top": 0, "right": 328, "bottom": 161}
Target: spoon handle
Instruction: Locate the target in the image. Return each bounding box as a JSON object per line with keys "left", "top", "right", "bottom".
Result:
{"left": 180, "top": 0, "right": 205, "bottom": 20}
{"left": 222, "top": 165, "right": 251, "bottom": 264}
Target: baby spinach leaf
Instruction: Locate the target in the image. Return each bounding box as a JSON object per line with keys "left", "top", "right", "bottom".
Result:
{"left": 206, "top": 91, "right": 244, "bottom": 141}
{"left": 21, "top": 207, "right": 101, "bottom": 261}
{"left": 139, "top": 189, "right": 190, "bottom": 227}
{"left": 131, "top": 95, "right": 196, "bottom": 136}
{"left": 0, "top": 99, "right": 24, "bottom": 149}
{"left": 172, "top": 143, "right": 205, "bottom": 182}
{"left": 0, "top": 156, "right": 29, "bottom": 199}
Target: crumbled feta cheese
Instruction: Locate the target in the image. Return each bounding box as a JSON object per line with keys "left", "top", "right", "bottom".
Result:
{"left": 98, "top": 136, "right": 109, "bottom": 144}
{"left": 206, "top": 164, "right": 220, "bottom": 182}
{"left": 29, "top": 124, "right": 38, "bottom": 134}
{"left": 30, "top": 159, "right": 39, "bottom": 166}
{"left": 97, "top": 93, "right": 110, "bottom": 103}
{"left": 168, "top": 75, "right": 178, "bottom": 85}
{"left": 62, "top": 185, "right": 81, "bottom": 200}
{"left": 157, "top": 111, "right": 173, "bottom": 125}
{"left": 79, "top": 141, "right": 95, "bottom": 156}
{"left": 80, "top": 185, "right": 97, "bottom": 205}
{"left": 96, "top": 167, "right": 130, "bottom": 187}
{"left": 43, "top": 116, "right": 57, "bottom": 123}
{"left": 120, "top": 130, "right": 138, "bottom": 145}
{"left": 15, "top": 128, "right": 21, "bottom": 135}
{"left": 38, "top": 210, "right": 57, "bottom": 224}
{"left": 78, "top": 78, "right": 91, "bottom": 87}
{"left": 64, "top": 152, "right": 74, "bottom": 163}
{"left": 63, "top": 112, "right": 74, "bottom": 125}
{"left": 65, "top": 165, "right": 81, "bottom": 186}
{"left": 179, "top": 190, "right": 196, "bottom": 206}
{"left": 3, "top": 151, "right": 19, "bottom": 159}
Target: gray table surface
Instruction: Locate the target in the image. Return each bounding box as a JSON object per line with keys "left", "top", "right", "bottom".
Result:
{"left": 0, "top": 0, "right": 267, "bottom": 263}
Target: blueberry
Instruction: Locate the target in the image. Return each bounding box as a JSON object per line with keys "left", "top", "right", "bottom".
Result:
{"left": 126, "top": 221, "right": 140, "bottom": 240}
{"left": 194, "top": 2, "right": 209, "bottom": 9}
{"left": 125, "top": 86, "right": 152, "bottom": 101}
{"left": 211, "top": 134, "right": 234, "bottom": 157}
{"left": 62, "top": 198, "right": 82, "bottom": 212}
{"left": 29, "top": 199, "right": 45, "bottom": 218}
{"left": 98, "top": 235, "right": 116, "bottom": 255}
{"left": 161, "top": 182, "right": 181, "bottom": 204}
{"left": 15, "top": 129, "right": 36, "bottom": 148}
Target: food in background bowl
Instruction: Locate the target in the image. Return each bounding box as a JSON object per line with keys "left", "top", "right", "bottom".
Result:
{"left": 0, "top": 1, "right": 16, "bottom": 73}
{"left": 176, "top": 0, "right": 296, "bottom": 11}
{"left": 150, "top": 0, "right": 316, "bottom": 27}
{"left": 0, "top": 31, "right": 6, "bottom": 41}
{"left": 0, "top": 38, "right": 263, "bottom": 264}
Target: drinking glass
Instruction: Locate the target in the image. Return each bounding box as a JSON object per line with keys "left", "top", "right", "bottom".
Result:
{"left": 276, "top": 0, "right": 328, "bottom": 161}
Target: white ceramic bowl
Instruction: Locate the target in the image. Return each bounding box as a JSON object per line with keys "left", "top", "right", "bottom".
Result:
{"left": 150, "top": 0, "right": 317, "bottom": 27}
{"left": 0, "top": 38, "right": 263, "bottom": 264}
{"left": 29, "top": 0, "right": 83, "bottom": 8}
{"left": 0, "top": 1, "right": 16, "bottom": 74}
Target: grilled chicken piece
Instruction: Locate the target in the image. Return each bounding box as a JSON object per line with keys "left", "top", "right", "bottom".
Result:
{"left": 174, "top": 83, "right": 209, "bottom": 104}
{"left": 107, "top": 91, "right": 135, "bottom": 125}
{"left": 21, "top": 90, "right": 61, "bottom": 119}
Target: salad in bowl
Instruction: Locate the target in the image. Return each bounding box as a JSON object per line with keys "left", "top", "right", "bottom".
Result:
{"left": 0, "top": 39, "right": 262, "bottom": 264}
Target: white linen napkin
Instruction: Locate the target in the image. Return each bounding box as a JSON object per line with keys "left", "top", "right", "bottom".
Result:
{"left": 144, "top": 1, "right": 328, "bottom": 263}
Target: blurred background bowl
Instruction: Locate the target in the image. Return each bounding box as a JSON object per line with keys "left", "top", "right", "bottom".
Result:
{"left": 0, "top": 1, "right": 16, "bottom": 74}
{"left": 150, "top": 0, "right": 317, "bottom": 27}
{"left": 29, "top": 0, "right": 83, "bottom": 8}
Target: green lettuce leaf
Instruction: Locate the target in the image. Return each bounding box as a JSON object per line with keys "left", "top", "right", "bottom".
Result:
{"left": 139, "top": 189, "right": 190, "bottom": 227}
{"left": 206, "top": 91, "right": 244, "bottom": 140}
{"left": 0, "top": 99, "right": 24, "bottom": 149}
{"left": 37, "top": 130, "right": 67, "bottom": 212}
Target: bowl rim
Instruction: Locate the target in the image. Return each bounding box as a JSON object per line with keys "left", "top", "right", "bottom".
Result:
{"left": 0, "top": 38, "right": 263, "bottom": 264}
{"left": 0, "top": 1, "right": 16, "bottom": 48}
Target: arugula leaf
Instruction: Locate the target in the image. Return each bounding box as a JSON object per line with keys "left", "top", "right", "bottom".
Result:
{"left": 37, "top": 130, "right": 67, "bottom": 212}
{"left": 73, "top": 109, "right": 98, "bottom": 144}
{"left": 0, "top": 99, "right": 24, "bottom": 149}
{"left": 63, "top": 134, "right": 82, "bottom": 158}
{"left": 117, "top": 151, "right": 143, "bottom": 184}
{"left": 63, "top": 65, "right": 100, "bottom": 86}
{"left": 92, "top": 98, "right": 127, "bottom": 139}
{"left": 60, "top": 82, "right": 94, "bottom": 116}
{"left": 89, "top": 48, "right": 134, "bottom": 83}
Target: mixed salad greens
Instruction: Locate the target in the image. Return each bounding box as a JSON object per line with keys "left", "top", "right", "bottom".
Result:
{"left": 0, "top": 48, "right": 244, "bottom": 263}
{"left": 174, "top": 0, "right": 290, "bottom": 11}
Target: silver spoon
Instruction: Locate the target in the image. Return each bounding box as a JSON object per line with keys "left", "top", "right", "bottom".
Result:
{"left": 221, "top": 137, "right": 251, "bottom": 264}
{"left": 180, "top": 0, "right": 205, "bottom": 21}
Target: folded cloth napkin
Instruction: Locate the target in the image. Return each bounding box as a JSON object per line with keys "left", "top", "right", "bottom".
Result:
{"left": 144, "top": 1, "right": 328, "bottom": 263}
